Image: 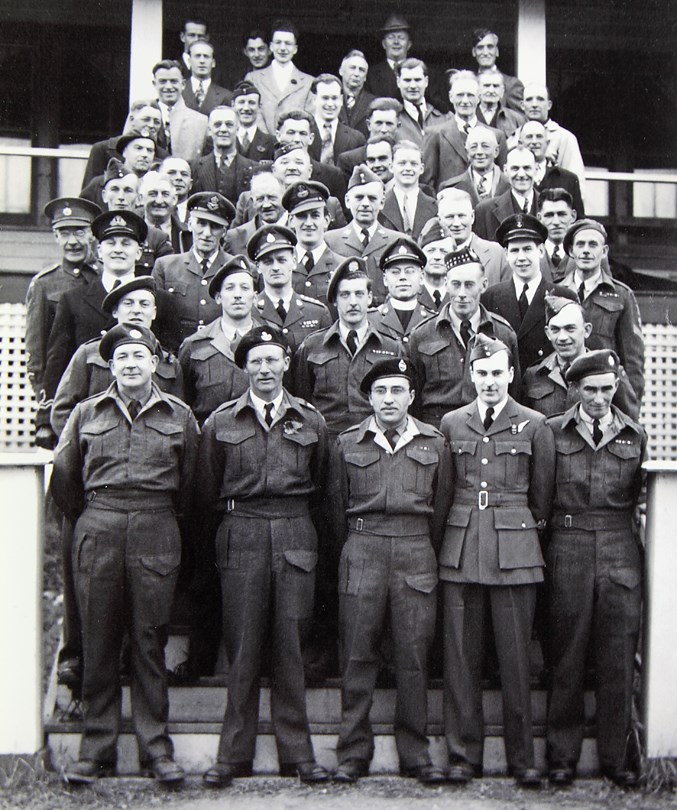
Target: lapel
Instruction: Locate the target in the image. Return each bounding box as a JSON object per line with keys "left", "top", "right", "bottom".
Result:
{"left": 186, "top": 251, "right": 202, "bottom": 277}
{"left": 309, "top": 247, "right": 339, "bottom": 278}
{"left": 377, "top": 304, "right": 405, "bottom": 336}
{"left": 339, "top": 225, "right": 365, "bottom": 254}
{"left": 83, "top": 278, "right": 106, "bottom": 315}
{"left": 381, "top": 191, "right": 404, "bottom": 231}
{"left": 465, "top": 402, "right": 486, "bottom": 437}
{"left": 363, "top": 226, "right": 390, "bottom": 257}
{"left": 485, "top": 397, "right": 521, "bottom": 437}
{"left": 200, "top": 155, "right": 218, "bottom": 193}
{"left": 208, "top": 321, "right": 235, "bottom": 359}
{"left": 518, "top": 277, "right": 547, "bottom": 338}
{"left": 441, "top": 120, "right": 467, "bottom": 161}
{"left": 412, "top": 192, "right": 436, "bottom": 234}
{"left": 275, "top": 66, "right": 309, "bottom": 104}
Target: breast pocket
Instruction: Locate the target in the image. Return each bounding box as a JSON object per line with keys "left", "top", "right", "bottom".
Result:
{"left": 590, "top": 295, "right": 623, "bottom": 342}
{"left": 308, "top": 349, "right": 338, "bottom": 396}
{"left": 418, "top": 339, "right": 454, "bottom": 380}
{"left": 554, "top": 439, "right": 588, "bottom": 484}
{"left": 165, "top": 279, "right": 190, "bottom": 298}
{"left": 606, "top": 439, "right": 642, "bottom": 490}
{"left": 145, "top": 419, "right": 183, "bottom": 460}
{"left": 494, "top": 440, "right": 532, "bottom": 484}
{"left": 81, "top": 419, "right": 122, "bottom": 459}
{"left": 282, "top": 429, "right": 319, "bottom": 471}
{"left": 215, "top": 426, "right": 257, "bottom": 474}
{"left": 345, "top": 450, "right": 382, "bottom": 496}
{"left": 405, "top": 445, "right": 438, "bottom": 495}
{"left": 450, "top": 440, "right": 477, "bottom": 480}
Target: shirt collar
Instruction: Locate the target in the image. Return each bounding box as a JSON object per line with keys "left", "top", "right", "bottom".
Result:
{"left": 447, "top": 306, "right": 481, "bottom": 336}
{"left": 403, "top": 99, "right": 427, "bottom": 120}
{"left": 339, "top": 320, "right": 369, "bottom": 346}
{"left": 296, "top": 243, "right": 326, "bottom": 262}
{"left": 352, "top": 220, "right": 378, "bottom": 241}
{"left": 511, "top": 272, "right": 541, "bottom": 301}
{"left": 477, "top": 396, "right": 508, "bottom": 424}
{"left": 193, "top": 248, "right": 219, "bottom": 267}
{"left": 101, "top": 270, "right": 135, "bottom": 292}
{"left": 455, "top": 114, "right": 477, "bottom": 131}
{"left": 368, "top": 415, "right": 420, "bottom": 454}
{"left": 191, "top": 76, "right": 211, "bottom": 92}
{"left": 249, "top": 389, "right": 284, "bottom": 425}
{"left": 220, "top": 317, "right": 253, "bottom": 342}
{"left": 574, "top": 268, "right": 603, "bottom": 292}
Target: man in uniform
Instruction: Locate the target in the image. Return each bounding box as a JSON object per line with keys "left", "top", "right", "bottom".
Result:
{"left": 545, "top": 350, "right": 645, "bottom": 788}
{"left": 52, "top": 323, "right": 199, "bottom": 784}
{"left": 439, "top": 333, "right": 555, "bottom": 786}
{"left": 329, "top": 358, "right": 451, "bottom": 785}
{"left": 248, "top": 224, "right": 332, "bottom": 353}
{"left": 25, "top": 197, "right": 100, "bottom": 448}
{"left": 417, "top": 217, "right": 455, "bottom": 312}
{"left": 369, "top": 236, "right": 435, "bottom": 346}
{"left": 152, "top": 191, "right": 235, "bottom": 341}
{"left": 559, "top": 218, "right": 645, "bottom": 404}
{"left": 198, "top": 326, "right": 331, "bottom": 787}
{"left": 523, "top": 294, "right": 640, "bottom": 420}
{"left": 407, "top": 246, "right": 519, "bottom": 429}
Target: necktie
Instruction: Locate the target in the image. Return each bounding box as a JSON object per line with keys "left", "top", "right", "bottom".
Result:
{"left": 320, "top": 122, "right": 334, "bottom": 165}
{"left": 518, "top": 282, "right": 529, "bottom": 320}
{"left": 383, "top": 428, "right": 399, "bottom": 450}
{"left": 483, "top": 406, "right": 495, "bottom": 431}
{"left": 433, "top": 290, "right": 442, "bottom": 309}
{"left": 460, "top": 319, "right": 472, "bottom": 348}
{"left": 164, "top": 118, "right": 171, "bottom": 150}
{"left": 477, "top": 175, "right": 488, "bottom": 198}
{"left": 276, "top": 299, "right": 287, "bottom": 321}
{"left": 462, "top": 121, "right": 471, "bottom": 140}
{"left": 264, "top": 402, "right": 274, "bottom": 428}
{"left": 360, "top": 228, "right": 370, "bottom": 251}
{"left": 240, "top": 131, "right": 251, "bottom": 151}
{"left": 128, "top": 400, "right": 141, "bottom": 421}
{"left": 346, "top": 329, "right": 358, "bottom": 355}
{"left": 592, "top": 418, "right": 603, "bottom": 446}
{"left": 201, "top": 257, "right": 210, "bottom": 276}
{"left": 112, "top": 279, "right": 122, "bottom": 290}
{"left": 304, "top": 251, "right": 315, "bottom": 272}
{"left": 552, "top": 245, "right": 562, "bottom": 267}
{"left": 578, "top": 281, "right": 586, "bottom": 303}
{"left": 345, "top": 94, "right": 356, "bottom": 110}
{"left": 416, "top": 105, "right": 425, "bottom": 129}
{"left": 522, "top": 197, "right": 530, "bottom": 214}
{"left": 195, "top": 80, "right": 206, "bottom": 107}
{"left": 402, "top": 195, "right": 412, "bottom": 234}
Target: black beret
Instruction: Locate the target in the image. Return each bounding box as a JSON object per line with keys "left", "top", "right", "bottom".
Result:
{"left": 115, "top": 131, "right": 156, "bottom": 156}
{"left": 208, "top": 255, "right": 254, "bottom": 299}
{"left": 233, "top": 325, "right": 290, "bottom": 368}
{"left": 102, "top": 276, "right": 156, "bottom": 314}
{"left": 91, "top": 210, "right": 148, "bottom": 243}
{"left": 379, "top": 236, "right": 426, "bottom": 271}
{"left": 562, "top": 218, "right": 608, "bottom": 256}
{"left": 360, "top": 357, "right": 418, "bottom": 394}
{"left": 495, "top": 213, "right": 548, "bottom": 246}
{"left": 282, "top": 180, "right": 330, "bottom": 214}
{"left": 187, "top": 192, "right": 236, "bottom": 226}
{"left": 44, "top": 197, "right": 101, "bottom": 227}
{"left": 565, "top": 349, "right": 620, "bottom": 383}
{"left": 99, "top": 323, "right": 159, "bottom": 362}
{"left": 246, "top": 224, "right": 297, "bottom": 261}
{"left": 326, "top": 256, "right": 369, "bottom": 302}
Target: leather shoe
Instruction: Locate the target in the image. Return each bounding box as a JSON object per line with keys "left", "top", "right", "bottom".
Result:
{"left": 447, "top": 762, "right": 475, "bottom": 784}
{"left": 57, "top": 659, "right": 82, "bottom": 689}
{"left": 601, "top": 767, "right": 639, "bottom": 788}
{"left": 203, "top": 761, "right": 252, "bottom": 788}
{"left": 400, "top": 763, "right": 447, "bottom": 784}
{"left": 515, "top": 768, "right": 542, "bottom": 788}
{"left": 333, "top": 759, "right": 369, "bottom": 783}
{"left": 63, "top": 759, "right": 114, "bottom": 784}
{"left": 150, "top": 756, "right": 184, "bottom": 784}
{"left": 549, "top": 766, "right": 575, "bottom": 786}
{"left": 280, "top": 761, "right": 331, "bottom": 784}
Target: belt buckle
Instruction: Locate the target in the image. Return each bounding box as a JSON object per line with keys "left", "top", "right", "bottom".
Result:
{"left": 478, "top": 491, "right": 488, "bottom": 510}
{"left": 226, "top": 498, "right": 235, "bottom": 512}
{"left": 356, "top": 518, "right": 364, "bottom": 532}
{"left": 564, "top": 514, "right": 572, "bottom": 528}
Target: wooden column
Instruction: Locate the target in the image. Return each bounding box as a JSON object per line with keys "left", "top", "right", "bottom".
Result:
{"left": 516, "top": 0, "right": 547, "bottom": 85}
{"left": 129, "top": 0, "right": 163, "bottom": 104}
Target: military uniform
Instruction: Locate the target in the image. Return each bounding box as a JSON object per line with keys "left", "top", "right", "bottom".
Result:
{"left": 439, "top": 392, "right": 554, "bottom": 776}
{"left": 254, "top": 292, "right": 333, "bottom": 353}
{"left": 546, "top": 400, "right": 645, "bottom": 778}
{"left": 292, "top": 246, "right": 342, "bottom": 304}
{"left": 368, "top": 301, "right": 435, "bottom": 347}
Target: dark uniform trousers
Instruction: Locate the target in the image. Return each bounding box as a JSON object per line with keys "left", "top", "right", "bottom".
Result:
{"left": 439, "top": 398, "right": 554, "bottom": 774}
{"left": 545, "top": 406, "right": 645, "bottom": 772}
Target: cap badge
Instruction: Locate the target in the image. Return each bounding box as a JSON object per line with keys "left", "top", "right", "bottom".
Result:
{"left": 129, "top": 329, "right": 142, "bottom": 339}
{"left": 261, "top": 331, "right": 272, "bottom": 341}
{"left": 398, "top": 245, "right": 408, "bottom": 255}
{"left": 359, "top": 171, "right": 365, "bottom": 183}
{"left": 207, "top": 196, "right": 220, "bottom": 211}
{"left": 266, "top": 233, "right": 277, "bottom": 243}
{"left": 348, "top": 260, "right": 359, "bottom": 271}
{"left": 398, "top": 359, "right": 407, "bottom": 372}
{"left": 514, "top": 214, "right": 524, "bottom": 228}
{"left": 297, "top": 186, "right": 309, "bottom": 198}
{"left": 110, "top": 215, "right": 126, "bottom": 227}
{"left": 608, "top": 355, "right": 616, "bottom": 367}
{"left": 62, "top": 207, "right": 72, "bottom": 217}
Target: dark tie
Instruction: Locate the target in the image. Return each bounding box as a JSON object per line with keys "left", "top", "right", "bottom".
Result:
{"left": 462, "top": 121, "right": 471, "bottom": 140}
{"left": 276, "top": 299, "right": 287, "bottom": 321}
{"left": 522, "top": 197, "right": 530, "bottom": 214}
{"left": 433, "top": 290, "right": 442, "bottom": 309}
{"left": 112, "top": 279, "right": 122, "bottom": 290}
{"left": 201, "top": 257, "right": 210, "bottom": 276}
{"left": 195, "top": 80, "right": 206, "bottom": 107}
{"left": 460, "top": 319, "right": 472, "bottom": 348}
{"left": 360, "top": 228, "right": 370, "bottom": 251}
{"left": 477, "top": 175, "right": 488, "bottom": 198}
{"left": 578, "top": 281, "right": 586, "bottom": 303}
{"left": 264, "top": 402, "right": 274, "bottom": 427}
{"left": 240, "top": 131, "right": 251, "bottom": 151}
{"left": 304, "top": 251, "right": 315, "bottom": 272}
{"left": 518, "top": 282, "right": 529, "bottom": 320}
{"left": 552, "top": 245, "right": 562, "bottom": 267}
{"left": 383, "top": 428, "right": 399, "bottom": 450}
{"left": 592, "top": 418, "right": 603, "bottom": 446}
{"left": 128, "top": 400, "right": 141, "bottom": 421}
{"left": 483, "top": 406, "right": 495, "bottom": 431}
{"left": 346, "top": 329, "right": 358, "bottom": 355}
{"left": 345, "top": 94, "right": 356, "bottom": 110}
{"left": 416, "top": 105, "right": 425, "bottom": 129}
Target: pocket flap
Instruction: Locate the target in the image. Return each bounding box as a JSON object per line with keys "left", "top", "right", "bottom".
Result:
{"left": 154, "top": 362, "right": 178, "bottom": 381}
{"left": 418, "top": 339, "right": 448, "bottom": 357}
{"left": 446, "top": 504, "right": 472, "bottom": 527}
{"left": 451, "top": 440, "right": 477, "bottom": 456}
{"left": 82, "top": 419, "right": 120, "bottom": 435}
{"left": 405, "top": 446, "right": 437, "bottom": 465}
{"left": 215, "top": 426, "right": 256, "bottom": 444}
{"left": 556, "top": 438, "right": 585, "bottom": 455}
{"left": 283, "top": 430, "right": 319, "bottom": 447}
{"left": 344, "top": 450, "right": 380, "bottom": 468}
{"left": 526, "top": 383, "right": 552, "bottom": 400}
{"left": 596, "top": 294, "right": 624, "bottom": 312}
{"left": 607, "top": 440, "right": 641, "bottom": 459}
{"left": 140, "top": 553, "right": 181, "bottom": 576}
{"left": 283, "top": 549, "right": 318, "bottom": 572}
{"left": 494, "top": 440, "right": 532, "bottom": 457}
{"left": 405, "top": 572, "right": 438, "bottom": 593}
{"left": 147, "top": 419, "right": 183, "bottom": 435}
{"left": 166, "top": 280, "right": 188, "bottom": 296}
{"left": 608, "top": 567, "right": 641, "bottom": 589}
{"left": 190, "top": 343, "right": 220, "bottom": 361}
{"left": 494, "top": 508, "right": 537, "bottom": 530}
{"left": 309, "top": 348, "right": 338, "bottom": 366}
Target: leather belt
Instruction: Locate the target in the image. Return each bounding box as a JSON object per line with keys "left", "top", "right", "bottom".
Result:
{"left": 551, "top": 512, "right": 633, "bottom": 530}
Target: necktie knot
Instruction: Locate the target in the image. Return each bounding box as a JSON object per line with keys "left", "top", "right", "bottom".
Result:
{"left": 264, "top": 402, "right": 274, "bottom": 427}
{"left": 346, "top": 329, "right": 358, "bottom": 356}
{"left": 201, "top": 257, "right": 210, "bottom": 275}
{"left": 304, "top": 251, "right": 315, "bottom": 272}
{"left": 433, "top": 289, "right": 442, "bottom": 309}
{"left": 592, "top": 418, "right": 603, "bottom": 446}
{"left": 383, "top": 428, "right": 399, "bottom": 450}
{"left": 128, "top": 400, "right": 141, "bottom": 421}
{"left": 276, "top": 298, "right": 287, "bottom": 321}
{"left": 460, "top": 319, "right": 472, "bottom": 348}
{"left": 483, "top": 406, "right": 495, "bottom": 431}
{"left": 552, "top": 245, "right": 562, "bottom": 267}
{"left": 240, "top": 130, "right": 251, "bottom": 151}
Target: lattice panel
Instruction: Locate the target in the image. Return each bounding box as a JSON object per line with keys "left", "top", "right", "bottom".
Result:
{"left": 0, "top": 303, "right": 35, "bottom": 451}
{"left": 640, "top": 324, "right": 677, "bottom": 461}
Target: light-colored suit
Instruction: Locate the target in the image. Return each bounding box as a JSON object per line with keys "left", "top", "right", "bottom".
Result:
{"left": 378, "top": 188, "right": 437, "bottom": 241}
{"left": 469, "top": 233, "right": 511, "bottom": 288}
{"left": 166, "top": 98, "right": 209, "bottom": 163}
{"left": 245, "top": 64, "right": 314, "bottom": 134}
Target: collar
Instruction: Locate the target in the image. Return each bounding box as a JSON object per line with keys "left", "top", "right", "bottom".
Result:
{"left": 339, "top": 320, "right": 369, "bottom": 346}
{"left": 249, "top": 389, "right": 284, "bottom": 424}
{"left": 387, "top": 296, "right": 418, "bottom": 311}
{"left": 394, "top": 185, "right": 419, "bottom": 205}
{"left": 296, "top": 243, "right": 326, "bottom": 262}
{"left": 264, "top": 290, "right": 293, "bottom": 309}
{"left": 352, "top": 220, "right": 378, "bottom": 241}
{"left": 477, "top": 396, "right": 508, "bottom": 424}
{"left": 422, "top": 279, "right": 446, "bottom": 295}
{"left": 573, "top": 268, "right": 603, "bottom": 293}
{"left": 455, "top": 114, "right": 477, "bottom": 131}
{"left": 191, "top": 76, "right": 211, "bottom": 92}
{"left": 101, "top": 270, "right": 135, "bottom": 292}
{"left": 545, "top": 238, "right": 563, "bottom": 258}
{"left": 97, "top": 381, "right": 172, "bottom": 419}
{"left": 367, "top": 415, "right": 421, "bottom": 454}
{"left": 447, "top": 305, "right": 482, "bottom": 335}
{"left": 512, "top": 189, "right": 534, "bottom": 209}
{"left": 315, "top": 117, "right": 338, "bottom": 137}
{"left": 472, "top": 166, "right": 495, "bottom": 184}
{"left": 578, "top": 404, "right": 614, "bottom": 432}
{"left": 192, "top": 248, "right": 219, "bottom": 268}
{"left": 220, "top": 316, "right": 253, "bottom": 342}
{"left": 403, "top": 99, "right": 427, "bottom": 121}
{"left": 511, "top": 272, "right": 541, "bottom": 302}
{"left": 271, "top": 60, "right": 294, "bottom": 83}
{"left": 238, "top": 124, "right": 258, "bottom": 140}
{"left": 533, "top": 161, "right": 547, "bottom": 184}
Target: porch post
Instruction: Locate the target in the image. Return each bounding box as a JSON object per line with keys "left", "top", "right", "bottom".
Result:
{"left": 516, "top": 0, "right": 547, "bottom": 85}
{"left": 129, "top": 0, "right": 164, "bottom": 103}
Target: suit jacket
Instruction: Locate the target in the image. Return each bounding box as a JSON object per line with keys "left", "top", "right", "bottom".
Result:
{"left": 418, "top": 286, "right": 448, "bottom": 312}
{"left": 537, "top": 164, "right": 585, "bottom": 217}
{"left": 422, "top": 119, "right": 507, "bottom": 191}
{"left": 190, "top": 152, "right": 258, "bottom": 204}
{"left": 309, "top": 120, "right": 366, "bottom": 163}
{"left": 339, "top": 88, "right": 376, "bottom": 138}
{"left": 469, "top": 233, "right": 511, "bottom": 288}
{"left": 337, "top": 144, "right": 367, "bottom": 180}
{"left": 397, "top": 106, "right": 448, "bottom": 148}
{"left": 223, "top": 218, "right": 259, "bottom": 257}
{"left": 325, "top": 222, "right": 403, "bottom": 305}
{"left": 477, "top": 70, "right": 524, "bottom": 114}
{"left": 167, "top": 98, "right": 209, "bottom": 163}
{"left": 81, "top": 138, "right": 169, "bottom": 189}
{"left": 481, "top": 277, "right": 574, "bottom": 372}
{"left": 182, "top": 80, "right": 233, "bottom": 115}
{"left": 438, "top": 166, "right": 510, "bottom": 207}
{"left": 508, "top": 119, "right": 586, "bottom": 193}
{"left": 476, "top": 104, "right": 525, "bottom": 138}
{"left": 540, "top": 251, "right": 572, "bottom": 284}
{"left": 245, "top": 64, "right": 314, "bottom": 134}
{"left": 310, "top": 158, "right": 347, "bottom": 204}
{"left": 378, "top": 188, "right": 437, "bottom": 240}
{"left": 237, "top": 128, "right": 277, "bottom": 162}
{"left": 473, "top": 188, "right": 540, "bottom": 242}
{"left": 365, "top": 61, "right": 401, "bottom": 101}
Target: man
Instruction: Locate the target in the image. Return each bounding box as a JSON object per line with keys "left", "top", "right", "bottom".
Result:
{"left": 182, "top": 40, "right": 232, "bottom": 114}
{"left": 422, "top": 71, "right": 506, "bottom": 192}
{"left": 247, "top": 224, "right": 332, "bottom": 352}
{"left": 81, "top": 131, "right": 156, "bottom": 211}
{"left": 437, "top": 189, "right": 510, "bottom": 287}
{"left": 338, "top": 98, "right": 402, "bottom": 179}
{"left": 364, "top": 135, "right": 396, "bottom": 187}
{"left": 520, "top": 120, "right": 585, "bottom": 216}
{"left": 439, "top": 333, "right": 554, "bottom": 787}
{"left": 190, "top": 106, "right": 258, "bottom": 205}
{"left": 560, "top": 219, "right": 645, "bottom": 402}
{"left": 481, "top": 213, "right": 575, "bottom": 372}
{"left": 160, "top": 155, "right": 193, "bottom": 224}
{"left": 138, "top": 171, "right": 187, "bottom": 253}
{"left": 231, "top": 81, "right": 276, "bottom": 161}
{"left": 368, "top": 236, "right": 435, "bottom": 346}
{"left": 546, "top": 350, "right": 646, "bottom": 788}
{"left": 473, "top": 147, "right": 540, "bottom": 241}
{"left": 417, "top": 216, "right": 455, "bottom": 311}
{"left": 242, "top": 29, "right": 270, "bottom": 73}
{"left": 476, "top": 71, "right": 525, "bottom": 137}
{"left": 407, "top": 246, "right": 520, "bottom": 428}
{"left": 293, "top": 258, "right": 401, "bottom": 436}
{"left": 199, "top": 326, "right": 331, "bottom": 787}
{"left": 338, "top": 49, "right": 375, "bottom": 138}
{"left": 439, "top": 126, "right": 510, "bottom": 206}
{"left": 523, "top": 294, "right": 640, "bottom": 420}
{"left": 309, "top": 74, "right": 365, "bottom": 165}
{"left": 284, "top": 180, "right": 343, "bottom": 303}
{"left": 378, "top": 140, "right": 437, "bottom": 239}
{"left": 395, "top": 58, "right": 446, "bottom": 147}
{"left": 325, "top": 164, "right": 401, "bottom": 305}
{"left": 244, "top": 19, "right": 314, "bottom": 134}
{"left": 470, "top": 28, "right": 524, "bottom": 113}
{"left": 152, "top": 192, "right": 235, "bottom": 341}
{"left": 81, "top": 100, "right": 166, "bottom": 189}
{"left": 537, "top": 188, "right": 578, "bottom": 281}
{"left": 366, "top": 14, "right": 412, "bottom": 101}
{"left": 329, "top": 358, "right": 450, "bottom": 785}
{"left": 508, "top": 83, "right": 586, "bottom": 193}
{"left": 53, "top": 323, "right": 198, "bottom": 786}
{"left": 224, "top": 169, "right": 286, "bottom": 255}
{"left": 179, "top": 17, "right": 209, "bottom": 72}
{"left": 26, "top": 197, "right": 100, "bottom": 444}
{"left": 152, "top": 59, "right": 208, "bottom": 162}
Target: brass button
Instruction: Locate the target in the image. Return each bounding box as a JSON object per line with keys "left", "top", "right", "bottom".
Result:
{"left": 481, "top": 458, "right": 488, "bottom": 465}
{"left": 483, "top": 437, "right": 489, "bottom": 443}
{"left": 480, "top": 481, "right": 487, "bottom": 488}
